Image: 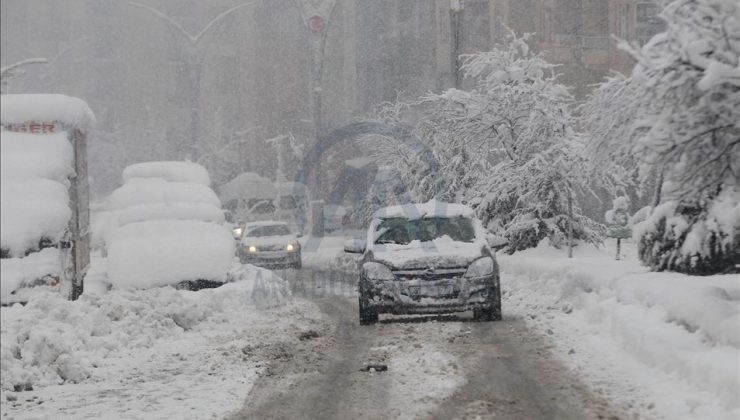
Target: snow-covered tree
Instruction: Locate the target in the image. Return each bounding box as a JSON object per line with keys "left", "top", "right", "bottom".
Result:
{"left": 368, "top": 30, "right": 606, "bottom": 253}
{"left": 607, "top": 0, "right": 740, "bottom": 274}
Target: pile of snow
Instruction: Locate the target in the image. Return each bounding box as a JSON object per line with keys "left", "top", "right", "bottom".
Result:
{"left": 1, "top": 264, "right": 295, "bottom": 417}
{"left": 500, "top": 242, "right": 739, "bottom": 420}
{"left": 107, "top": 221, "right": 235, "bottom": 288}
{"left": 1, "top": 94, "right": 96, "bottom": 131}
{"left": 122, "top": 161, "right": 211, "bottom": 187}
{"left": 0, "top": 132, "right": 73, "bottom": 257}
{"left": 0, "top": 249, "right": 61, "bottom": 301}
{"left": 105, "top": 162, "right": 234, "bottom": 289}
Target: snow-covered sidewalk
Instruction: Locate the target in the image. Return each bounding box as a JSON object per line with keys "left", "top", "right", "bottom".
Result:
{"left": 0, "top": 263, "right": 325, "bottom": 420}
{"left": 500, "top": 241, "right": 739, "bottom": 420}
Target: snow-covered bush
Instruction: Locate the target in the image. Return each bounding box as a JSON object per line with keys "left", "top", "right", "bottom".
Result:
{"left": 635, "top": 187, "right": 739, "bottom": 274}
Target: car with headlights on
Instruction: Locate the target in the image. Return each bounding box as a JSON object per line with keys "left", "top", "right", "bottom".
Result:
{"left": 344, "top": 200, "right": 501, "bottom": 325}
{"left": 239, "top": 221, "right": 302, "bottom": 269}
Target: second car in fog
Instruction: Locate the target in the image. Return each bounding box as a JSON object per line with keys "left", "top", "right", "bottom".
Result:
{"left": 238, "top": 221, "right": 302, "bottom": 269}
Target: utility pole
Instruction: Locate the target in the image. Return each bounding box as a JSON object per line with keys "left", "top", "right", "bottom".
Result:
{"left": 450, "top": 0, "right": 464, "bottom": 88}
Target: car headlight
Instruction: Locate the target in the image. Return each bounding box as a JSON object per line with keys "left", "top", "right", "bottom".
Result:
{"left": 232, "top": 227, "right": 243, "bottom": 237}
{"left": 362, "top": 262, "right": 395, "bottom": 281}
{"left": 248, "top": 245, "right": 257, "bottom": 253}
{"left": 464, "top": 257, "right": 494, "bottom": 278}
{"left": 286, "top": 243, "right": 295, "bottom": 251}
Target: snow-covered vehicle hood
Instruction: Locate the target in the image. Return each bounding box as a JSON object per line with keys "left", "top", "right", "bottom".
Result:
{"left": 241, "top": 234, "right": 298, "bottom": 247}
{"left": 371, "top": 238, "right": 486, "bottom": 270}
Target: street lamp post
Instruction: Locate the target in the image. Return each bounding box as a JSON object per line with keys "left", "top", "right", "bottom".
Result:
{"left": 129, "top": 2, "right": 253, "bottom": 159}
{"left": 293, "top": 0, "right": 337, "bottom": 197}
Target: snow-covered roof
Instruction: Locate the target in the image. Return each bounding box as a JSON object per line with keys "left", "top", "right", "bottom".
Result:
{"left": 1, "top": 94, "right": 96, "bottom": 131}
{"left": 373, "top": 200, "right": 475, "bottom": 220}
{"left": 219, "top": 172, "right": 276, "bottom": 201}
{"left": 122, "top": 161, "right": 211, "bottom": 187}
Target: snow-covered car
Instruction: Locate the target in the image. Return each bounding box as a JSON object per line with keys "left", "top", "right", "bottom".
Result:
{"left": 345, "top": 200, "right": 502, "bottom": 325}
{"left": 105, "top": 162, "right": 235, "bottom": 291}
{"left": 238, "top": 221, "right": 302, "bottom": 269}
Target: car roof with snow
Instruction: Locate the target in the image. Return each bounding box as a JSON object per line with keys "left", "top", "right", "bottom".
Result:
{"left": 244, "top": 220, "right": 289, "bottom": 229}
{"left": 373, "top": 200, "right": 475, "bottom": 220}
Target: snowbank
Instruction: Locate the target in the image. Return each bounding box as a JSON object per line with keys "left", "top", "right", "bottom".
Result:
{"left": 1, "top": 262, "right": 291, "bottom": 396}
{"left": 107, "top": 220, "right": 234, "bottom": 289}
{"left": 500, "top": 243, "right": 739, "bottom": 420}
{"left": 1, "top": 94, "right": 96, "bottom": 131}
{"left": 0, "top": 248, "right": 61, "bottom": 301}
{"left": 122, "top": 161, "right": 211, "bottom": 187}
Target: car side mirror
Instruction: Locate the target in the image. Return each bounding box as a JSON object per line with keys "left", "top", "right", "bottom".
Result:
{"left": 486, "top": 233, "right": 508, "bottom": 250}
{"left": 344, "top": 238, "right": 366, "bottom": 254}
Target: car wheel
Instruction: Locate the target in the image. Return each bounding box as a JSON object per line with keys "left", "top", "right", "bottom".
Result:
{"left": 474, "top": 287, "right": 502, "bottom": 322}
{"left": 358, "top": 287, "right": 378, "bottom": 325}
{"left": 359, "top": 299, "right": 378, "bottom": 325}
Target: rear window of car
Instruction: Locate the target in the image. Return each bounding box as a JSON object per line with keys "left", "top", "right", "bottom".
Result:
{"left": 374, "top": 217, "right": 475, "bottom": 245}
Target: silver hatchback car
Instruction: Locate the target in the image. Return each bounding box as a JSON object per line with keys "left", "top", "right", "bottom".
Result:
{"left": 345, "top": 201, "right": 502, "bottom": 325}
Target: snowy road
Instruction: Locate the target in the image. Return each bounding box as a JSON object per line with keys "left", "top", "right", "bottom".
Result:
{"left": 228, "top": 269, "right": 623, "bottom": 420}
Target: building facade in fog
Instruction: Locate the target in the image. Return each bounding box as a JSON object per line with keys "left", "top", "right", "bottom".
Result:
{"left": 1, "top": 0, "right": 665, "bottom": 197}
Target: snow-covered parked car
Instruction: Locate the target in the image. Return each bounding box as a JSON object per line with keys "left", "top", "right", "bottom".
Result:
{"left": 105, "top": 161, "right": 235, "bottom": 290}
{"left": 1, "top": 94, "right": 95, "bottom": 304}
{"left": 238, "top": 221, "right": 302, "bottom": 269}
{"left": 345, "top": 200, "right": 502, "bottom": 325}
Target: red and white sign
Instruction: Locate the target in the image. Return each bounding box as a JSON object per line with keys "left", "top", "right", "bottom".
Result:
{"left": 307, "top": 15, "right": 325, "bottom": 33}
{"left": 3, "top": 121, "right": 59, "bottom": 134}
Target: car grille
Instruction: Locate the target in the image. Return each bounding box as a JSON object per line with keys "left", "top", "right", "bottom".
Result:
{"left": 391, "top": 267, "right": 467, "bottom": 281}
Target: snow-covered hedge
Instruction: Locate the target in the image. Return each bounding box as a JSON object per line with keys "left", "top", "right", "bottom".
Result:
{"left": 0, "top": 267, "right": 290, "bottom": 392}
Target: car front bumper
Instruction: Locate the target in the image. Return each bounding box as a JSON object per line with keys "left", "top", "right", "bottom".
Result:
{"left": 240, "top": 249, "right": 301, "bottom": 269}
{"left": 362, "top": 274, "right": 496, "bottom": 315}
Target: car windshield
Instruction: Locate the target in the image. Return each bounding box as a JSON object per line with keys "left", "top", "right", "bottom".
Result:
{"left": 374, "top": 217, "right": 476, "bottom": 245}
{"left": 246, "top": 225, "right": 290, "bottom": 237}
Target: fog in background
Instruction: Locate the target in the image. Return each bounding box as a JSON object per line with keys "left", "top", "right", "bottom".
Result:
{"left": 0, "top": 0, "right": 663, "bottom": 200}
